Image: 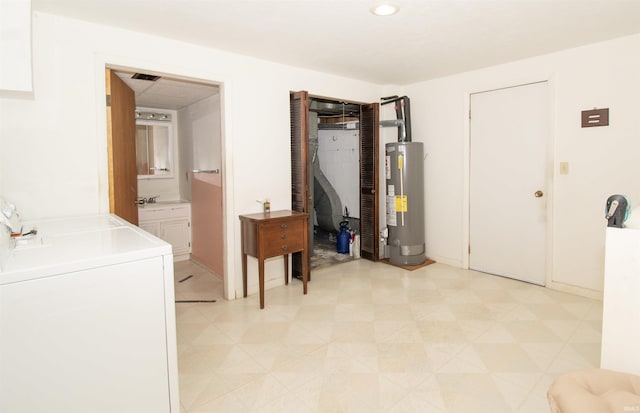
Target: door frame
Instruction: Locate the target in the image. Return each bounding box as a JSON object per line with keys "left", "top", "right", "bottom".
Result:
{"left": 291, "top": 91, "right": 380, "bottom": 262}
{"left": 462, "top": 77, "right": 556, "bottom": 287}
{"left": 95, "top": 56, "right": 235, "bottom": 300}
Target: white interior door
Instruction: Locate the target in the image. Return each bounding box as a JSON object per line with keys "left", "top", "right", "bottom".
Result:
{"left": 469, "top": 82, "right": 548, "bottom": 285}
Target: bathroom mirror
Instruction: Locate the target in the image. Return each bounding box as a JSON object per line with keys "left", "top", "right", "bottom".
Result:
{"left": 136, "top": 120, "right": 173, "bottom": 178}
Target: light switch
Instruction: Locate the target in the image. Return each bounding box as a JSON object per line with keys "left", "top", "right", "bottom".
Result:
{"left": 560, "top": 162, "right": 569, "bottom": 175}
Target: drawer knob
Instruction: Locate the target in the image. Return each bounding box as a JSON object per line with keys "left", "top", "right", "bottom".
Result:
{"left": 281, "top": 233, "right": 288, "bottom": 239}
{"left": 281, "top": 224, "right": 288, "bottom": 229}
{"left": 281, "top": 245, "right": 288, "bottom": 251}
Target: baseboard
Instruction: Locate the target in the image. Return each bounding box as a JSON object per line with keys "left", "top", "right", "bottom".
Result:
{"left": 547, "top": 280, "right": 603, "bottom": 301}
{"left": 173, "top": 253, "right": 191, "bottom": 262}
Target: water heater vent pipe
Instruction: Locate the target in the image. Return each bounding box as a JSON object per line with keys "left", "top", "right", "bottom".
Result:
{"left": 381, "top": 95, "right": 412, "bottom": 142}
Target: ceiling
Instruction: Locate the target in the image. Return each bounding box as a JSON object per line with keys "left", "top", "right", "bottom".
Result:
{"left": 114, "top": 70, "right": 219, "bottom": 110}
{"left": 35, "top": 0, "right": 640, "bottom": 86}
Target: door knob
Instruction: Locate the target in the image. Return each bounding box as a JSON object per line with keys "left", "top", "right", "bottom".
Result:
{"left": 534, "top": 190, "right": 544, "bottom": 198}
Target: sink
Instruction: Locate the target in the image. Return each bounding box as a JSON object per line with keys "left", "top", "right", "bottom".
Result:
{"left": 137, "top": 200, "right": 190, "bottom": 210}
{"left": 13, "top": 235, "right": 45, "bottom": 250}
{"left": 155, "top": 200, "right": 189, "bottom": 205}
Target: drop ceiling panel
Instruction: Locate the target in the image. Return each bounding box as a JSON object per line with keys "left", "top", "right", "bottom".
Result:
{"left": 115, "top": 71, "right": 219, "bottom": 110}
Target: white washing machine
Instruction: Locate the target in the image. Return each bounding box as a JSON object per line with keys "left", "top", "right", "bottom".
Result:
{"left": 0, "top": 214, "right": 179, "bottom": 413}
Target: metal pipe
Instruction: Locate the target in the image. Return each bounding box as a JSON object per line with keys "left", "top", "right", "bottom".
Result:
{"left": 381, "top": 95, "right": 412, "bottom": 142}
{"left": 192, "top": 169, "right": 220, "bottom": 174}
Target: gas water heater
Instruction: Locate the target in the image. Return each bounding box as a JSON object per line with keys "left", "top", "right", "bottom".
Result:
{"left": 382, "top": 96, "right": 426, "bottom": 266}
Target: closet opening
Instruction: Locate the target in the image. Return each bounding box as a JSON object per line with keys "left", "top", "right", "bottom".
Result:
{"left": 309, "top": 97, "right": 361, "bottom": 269}
{"left": 291, "top": 91, "right": 379, "bottom": 274}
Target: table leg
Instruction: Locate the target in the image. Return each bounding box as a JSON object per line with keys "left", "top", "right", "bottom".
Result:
{"left": 242, "top": 252, "right": 248, "bottom": 298}
{"left": 258, "top": 258, "right": 265, "bottom": 309}
{"left": 284, "top": 254, "right": 289, "bottom": 285}
{"left": 302, "top": 247, "right": 308, "bottom": 295}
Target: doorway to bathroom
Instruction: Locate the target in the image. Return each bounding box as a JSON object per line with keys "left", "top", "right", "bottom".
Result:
{"left": 105, "top": 66, "right": 226, "bottom": 301}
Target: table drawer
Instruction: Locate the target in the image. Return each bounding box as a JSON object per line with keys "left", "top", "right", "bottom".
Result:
{"left": 262, "top": 219, "right": 304, "bottom": 257}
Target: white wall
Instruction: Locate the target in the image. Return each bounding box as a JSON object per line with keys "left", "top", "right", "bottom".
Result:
{"left": 392, "top": 33, "right": 640, "bottom": 296}
{"left": 177, "top": 94, "right": 221, "bottom": 201}
{"left": 192, "top": 95, "right": 221, "bottom": 172}
{"left": 0, "top": 11, "right": 382, "bottom": 300}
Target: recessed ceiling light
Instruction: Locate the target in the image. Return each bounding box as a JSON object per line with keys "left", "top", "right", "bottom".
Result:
{"left": 371, "top": 3, "right": 399, "bottom": 16}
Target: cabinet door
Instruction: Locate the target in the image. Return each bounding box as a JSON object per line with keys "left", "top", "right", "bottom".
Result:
{"left": 161, "top": 219, "right": 191, "bottom": 256}
{"left": 139, "top": 221, "right": 161, "bottom": 238}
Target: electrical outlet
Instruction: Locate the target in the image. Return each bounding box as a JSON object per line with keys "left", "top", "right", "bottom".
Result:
{"left": 560, "top": 162, "right": 569, "bottom": 175}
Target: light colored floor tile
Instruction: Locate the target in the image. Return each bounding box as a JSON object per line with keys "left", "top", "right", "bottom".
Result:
{"left": 335, "top": 303, "right": 375, "bottom": 321}
{"left": 388, "top": 374, "right": 446, "bottom": 412}
{"left": 569, "top": 320, "right": 603, "bottom": 343}
{"left": 448, "top": 303, "right": 494, "bottom": 320}
{"left": 492, "top": 374, "right": 538, "bottom": 410}
{"left": 375, "top": 320, "right": 422, "bottom": 343}
{"left": 437, "top": 373, "right": 513, "bottom": 413}
{"left": 503, "top": 320, "right": 564, "bottom": 342}
{"left": 331, "top": 321, "right": 376, "bottom": 342}
{"left": 546, "top": 344, "right": 596, "bottom": 374}
{"left": 472, "top": 343, "right": 541, "bottom": 373}
{"left": 188, "top": 391, "right": 246, "bottom": 413}
{"left": 488, "top": 302, "right": 539, "bottom": 321}
{"left": 475, "top": 322, "right": 517, "bottom": 343}
{"left": 410, "top": 302, "right": 457, "bottom": 321}
{"left": 541, "top": 319, "right": 580, "bottom": 342}
{"left": 374, "top": 303, "right": 415, "bottom": 320}
{"left": 568, "top": 342, "right": 601, "bottom": 366}
{"left": 524, "top": 303, "right": 580, "bottom": 320}
{"left": 175, "top": 260, "right": 601, "bottom": 412}
{"left": 437, "top": 348, "right": 488, "bottom": 374}
{"left": 223, "top": 373, "right": 292, "bottom": 412}
{"left": 520, "top": 342, "right": 565, "bottom": 372}
{"left": 178, "top": 344, "right": 236, "bottom": 375}
{"left": 585, "top": 302, "right": 604, "bottom": 321}
{"left": 517, "top": 394, "right": 552, "bottom": 413}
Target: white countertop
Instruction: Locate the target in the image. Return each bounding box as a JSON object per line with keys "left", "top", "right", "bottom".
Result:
{"left": 137, "top": 200, "right": 190, "bottom": 210}
{"left": 0, "top": 214, "right": 172, "bottom": 285}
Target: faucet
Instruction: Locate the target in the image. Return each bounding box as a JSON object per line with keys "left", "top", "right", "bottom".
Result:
{"left": 136, "top": 196, "right": 159, "bottom": 205}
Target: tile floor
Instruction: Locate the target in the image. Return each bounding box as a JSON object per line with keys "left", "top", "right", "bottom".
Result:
{"left": 173, "top": 259, "right": 602, "bottom": 413}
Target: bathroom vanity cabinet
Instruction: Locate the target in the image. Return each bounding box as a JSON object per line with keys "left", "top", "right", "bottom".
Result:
{"left": 139, "top": 202, "right": 191, "bottom": 261}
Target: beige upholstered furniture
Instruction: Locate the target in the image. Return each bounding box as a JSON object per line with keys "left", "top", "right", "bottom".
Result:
{"left": 548, "top": 369, "right": 640, "bottom": 413}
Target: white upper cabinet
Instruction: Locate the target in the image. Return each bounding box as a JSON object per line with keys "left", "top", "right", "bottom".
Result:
{"left": 0, "top": 0, "right": 32, "bottom": 92}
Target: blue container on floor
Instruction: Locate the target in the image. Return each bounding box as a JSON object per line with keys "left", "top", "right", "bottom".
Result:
{"left": 336, "top": 221, "right": 350, "bottom": 254}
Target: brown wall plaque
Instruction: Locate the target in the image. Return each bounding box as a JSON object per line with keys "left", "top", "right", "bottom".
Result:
{"left": 581, "top": 108, "right": 609, "bottom": 127}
